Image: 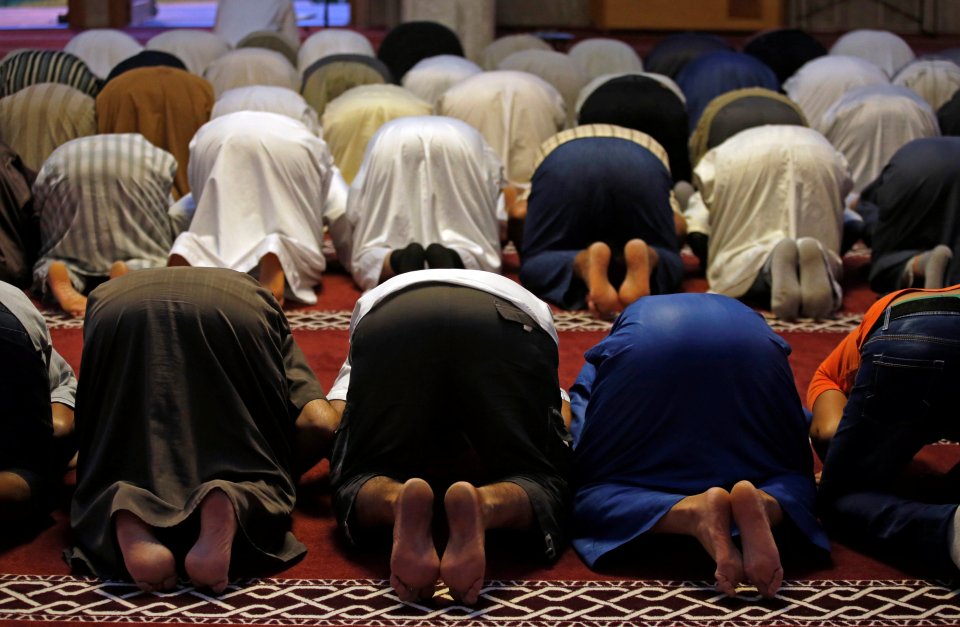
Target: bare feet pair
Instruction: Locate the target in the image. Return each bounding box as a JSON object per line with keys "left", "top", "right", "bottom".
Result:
{"left": 681, "top": 481, "right": 784, "bottom": 599}
{"left": 46, "top": 260, "right": 132, "bottom": 319}
{"left": 390, "top": 479, "right": 486, "bottom": 605}
{"left": 574, "top": 240, "right": 658, "bottom": 320}
{"left": 115, "top": 489, "right": 237, "bottom": 594}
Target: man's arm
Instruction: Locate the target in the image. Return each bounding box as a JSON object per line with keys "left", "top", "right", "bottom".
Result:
{"left": 810, "top": 389, "right": 847, "bottom": 463}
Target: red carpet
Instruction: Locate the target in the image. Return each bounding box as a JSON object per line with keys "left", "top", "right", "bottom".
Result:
{"left": 2, "top": 251, "right": 959, "bottom": 626}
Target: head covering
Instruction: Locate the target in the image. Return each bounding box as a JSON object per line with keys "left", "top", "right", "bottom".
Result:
{"left": 32, "top": 134, "right": 179, "bottom": 295}
{"left": 297, "top": 29, "right": 374, "bottom": 75}
{"left": 893, "top": 59, "right": 960, "bottom": 111}
{"left": 696, "top": 125, "right": 851, "bottom": 298}
{"left": 213, "top": 85, "right": 319, "bottom": 133}
{"left": 480, "top": 33, "right": 551, "bottom": 71}
{"left": 830, "top": 29, "right": 915, "bottom": 77}
{"left": 437, "top": 70, "right": 565, "bottom": 185}
{"left": 689, "top": 87, "right": 807, "bottom": 167}
{"left": 213, "top": 0, "right": 298, "bottom": 48}
{"left": 498, "top": 49, "right": 587, "bottom": 127}
{"left": 578, "top": 73, "right": 691, "bottom": 182}
{"left": 568, "top": 38, "right": 643, "bottom": 79}
{"left": 0, "top": 142, "right": 38, "bottom": 287}
{"left": 862, "top": 138, "right": 960, "bottom": 289}
{"left": 402, "top": 55, "right": 482, "bottom": 107}
{"left": 104, "top": 50, "right": 187, "bottom": 84}
{"left": 377, "top": 21, "right": 464, "bottom": 83}
{"left": 676, "top": 51, "right": 780, "bottom": 132}
{"left": 822, "top": 84, "right": 939, "bottom": 192}
{"left": 0, "top": 83, "right": 96, "bottom": 172}
{"left": 237, "top": 30, "right": 299, "bottom": 67}
{"left": 743, "top": 29, "right": 826, "bottom": 84}
{"left": 939, "top": 89, "right": 960, "bottom": 136}
{"left": 64, "top": 29, "right": 143, "bottom": 79}
{"left": 347, "top": 116, "right": 503, "bottom": 290}
{"left": 301, "top": 54, "right": 391, "bottom": 117}
{"left": 96, "top": 66, "right": 214, "bottom": 200}
{"left": 644, "top": 32, "right": 732, "bottom": 79}
{"left": 321, "top": 84, "right": 431, "bottom": 183}
{"left": 203, "top": 47, "right": 299, "bottom": 98}
{"left": 783, "top": 55, "right": 889, "bottom": 132}
{"left": 146, "top": 29, "right": 232, "bottom": 76}
{"left": 0, "top": 49, "right": 101, "bottom": 98}
{"left": 169, "top": 112, "right": 333, "bottom": 304}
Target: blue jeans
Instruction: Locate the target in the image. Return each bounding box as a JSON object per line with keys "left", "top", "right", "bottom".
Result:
{"left": 819, "top": 297, "right": 960, "bottom": 573}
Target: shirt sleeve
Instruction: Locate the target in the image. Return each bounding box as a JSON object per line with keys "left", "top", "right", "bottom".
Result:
{"left": 326, "top": 358, "right": 351, "bottom": 402}
{"left": 48, "top": 346, "right": 77, "bottom": 407}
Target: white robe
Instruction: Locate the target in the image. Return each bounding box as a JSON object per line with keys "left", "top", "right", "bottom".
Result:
{"left": 829, "top": 29, "right": 915, "bottom": 78}
{"left": 212, "top": 85, "right": 320, "bottom": 135}
{"left": 213, "top": 0, "right": 299, "bottom": 48}
{"left": 822, "top": 84, "right": 939, "bottom": 192}
{"left": 498, "top": 49, "right": 587, "bottom": 128}
{"left": 169, "top": 112, "right": 332, "bottom": 304}
{"left": 402, "top": 55, "right": 482, "bottom": 107}
{"left": 437, "top": 70, "right": 565, "bottom": 186}
{"left": 297, "top": 30, "right": 375, "bottom": 74}
{"left": 347, "top": 116, "right": 502, "bottom": 291}
{"left": 893, "top": 59, "right": 960, "bottom": 112}
{"left": 146, "top": 30, "right": 232, "bottom": 76}
{"left": 568, "top": 38, "right": 643, "bottom": 80}
{"left": 203, "top": 48, "right": 299, "bottom": 98}
{"left": 64, "top": 29, "right": 143, "bottom": 79}
{"left": 697, "top": 125, "right": 852, "bottom": 298}
{"left": 783, "top": 55, "right": 889, "bottom": 133}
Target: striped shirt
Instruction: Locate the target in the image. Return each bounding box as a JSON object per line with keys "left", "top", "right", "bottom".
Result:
{"left": 0, "top": 49, "right": 101, "bottom": 99}
{"left": 32, "top": 134, "right": 180, "bottom": 295}
{"left": 0, "top": 83, "right": 96, "bottom": 172}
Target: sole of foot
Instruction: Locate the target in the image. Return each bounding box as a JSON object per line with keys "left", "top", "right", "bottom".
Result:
{"left": 582, "top": 242, "right": 620, "bottom": 320}
{"left": 619, "top": 238, "right": 655, "bottom": 307}
{"left": 390, "top": 478, "right": 440, "bottom": 603}
{"left": 109, "top": 260, "right": 130, "bottom": 280}
{"left": 797, "top": 238, "right": 835, "bottom": 320}
{"left": 694, "top": 488, "right": 743, "bottom": 598}
{"left": 47, "top": 262, "right": 87, "bottom": 318}
{"left": 769, "top": 239, "right": 800, "bottom": 321}
{"left": 115, "top": 510, "right": 177, "bottom": 593}
{"left": 730, "top": 481, "right": 783, "bottom": 599}
{"left": 185, "top": 489, "right": 236, "bottom": 594}
{"left": 440, "top": 482, "right": 486, "bottom": 605}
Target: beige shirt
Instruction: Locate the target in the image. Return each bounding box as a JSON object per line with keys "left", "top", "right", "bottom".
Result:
{"left": 0, "top": 83, "right": 95, "bottom": 172}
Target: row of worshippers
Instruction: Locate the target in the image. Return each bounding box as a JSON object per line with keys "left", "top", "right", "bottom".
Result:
{"left": 2, "top": 24, "right": 960, "bottom": 319}
{"left": 3, "top": 266, "right": 959, "bottom": 602}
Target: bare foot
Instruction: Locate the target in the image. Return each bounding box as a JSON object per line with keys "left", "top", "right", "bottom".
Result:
{"left": 259, "top": 253, "right": 285, "bottom": 306}
{"left": 618, "top": 239, "right": 657, "bottom": 307}
{"left": 730, "top": 481, "right": 783, "bottom": 599}
{"left": 115, "top": 510, "right": 177, "bottom": 593}
{"left": 390, "top": 478, "right": 440, "bottom": 603}
{"left": 109, "top": 260, "right": 130, "bottom": 280}
{"left": 47, "top": 261, "right": 86, "bottom": 318}
{"left": 441, "top": 482, "right": 485, "bottom": 605}
{"left": 167, "top": 253, "right": 191, "bottom": 267}
{"left": 693, "top": 488, "right": 744, "bottom": 598}
{"left": 574, "top": 242, "right": 620, "bottom": 320}
{"left": 185, "top": 489, "right": 236, "bottom": 594}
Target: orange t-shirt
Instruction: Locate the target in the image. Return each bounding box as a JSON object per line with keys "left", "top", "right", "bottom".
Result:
{"left": 806, "top": 286, "right": 960, "bottom": 408}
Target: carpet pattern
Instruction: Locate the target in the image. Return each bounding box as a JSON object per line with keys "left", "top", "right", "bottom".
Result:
{"left": 3, "top": 574, "right": 959, "bottom": 626}
{"left": 39, "top": 309, "right": 864, "bottom": 334}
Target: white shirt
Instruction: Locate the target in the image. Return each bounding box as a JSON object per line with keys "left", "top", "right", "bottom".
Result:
{"left": 402, "top": 55, "right": 482, "bottom": 107}
{"left": 893, "top": 59, "right": 960, "bottom": 112}
{"left": 212, "top": 85, "right": 321, "bottom": 135}
{"left": 64, "top": 29, "right": 143, "bottom": 79}
{"left": 327, "top": 268, "right": 558, "bottom": 401}
{"left": 146, "top": 30, "right": 231, "bottom": 76}
{"left": 169, "top": 111, "right": 332, "bottom": 304}
{"left": 213, "top": 0, "right": 299, "bottom": 48}
{"left": 346, "top": 116, "right": 503, "bottom": 290}
{"left": 298, "top": 30, "right": 375, "bottom": 75}
{"left": 697, "top": 125, "right": 852, "bottom": 298}
{"left": 568, "top": 38, "right": 643, "bottom": 80}
{"left": 783, "top": 55, "right": 889, "bottom": 133}
{"left": 829, "top": 29, "right": 915, "bottom": 78}
{"left": 203, "top": 48, "right": 300, "bottom": 98}
{"left": 437, "top": 70, "right": 565, "bottom": 186}
{"left": 822, "top": 84, "right": 939, "bottom": 192}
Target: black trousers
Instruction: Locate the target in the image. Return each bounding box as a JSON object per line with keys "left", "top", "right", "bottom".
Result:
{"left": 0, "top": 300, "right": 53, "bottom": 500}
{"left": 330, "top": 284, "right": 571, "bottom": 561}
